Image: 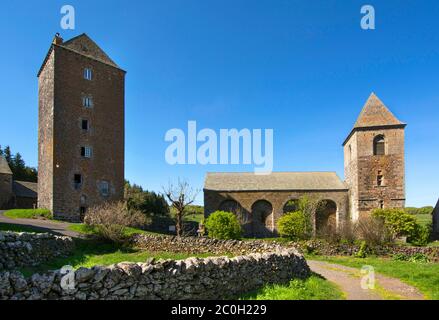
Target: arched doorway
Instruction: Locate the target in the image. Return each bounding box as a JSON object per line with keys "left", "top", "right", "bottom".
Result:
{"left": 251, "top": 200, "right": 273, "bottom": 237}
{"left": 315, "top": 200, "right": 337, "bottom": 235}
{"left": 218, "top": 199, "right": 251, "bottom": 235}
{"left": 283, "top": 199, "right": 299, "bottom": 213}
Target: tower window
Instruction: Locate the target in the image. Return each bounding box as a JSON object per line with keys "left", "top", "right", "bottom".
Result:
{"left": 84, "top": 68, "right": 93, "bottom": 80}
{"left": 373, "top": 135, "right": 385, "bottom": 155}
{"left": 99, "top": 181, "right": 110, "bottom": 197}
{"left": 80, "top": 146, "right": 92, "bottom": 158}
{"left": 379, "top": 200, "right": 384, "bottom": 209}
{"left": 82, "top": 96, "right": 93, "bottom": 108}
{"left": 74, "top": 174, "right": 82, "bottom": 189}
{"left": 377, "top": 170, "right": 384, "bottom": 186}
{"left": 81, "top": 119, "right": 89, "bottom": 131}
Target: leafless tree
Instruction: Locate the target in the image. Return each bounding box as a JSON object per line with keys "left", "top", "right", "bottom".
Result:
{"left": 163, "top": 179, "right": 199, "bottom": 237}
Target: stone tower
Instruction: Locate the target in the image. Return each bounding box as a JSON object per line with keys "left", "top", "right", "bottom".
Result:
{"left": 343, "top": 93, "right": 406, "bottom": 221}
{"left": 37, "top": 33, "right": 125, "bottom": 221}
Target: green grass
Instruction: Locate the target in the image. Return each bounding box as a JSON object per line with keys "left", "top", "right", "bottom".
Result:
{"left": 185, "top": 213, "right": 204, "bottom": 223}
{"left": 415, "top": 214, "right": 433, "bottom": 227}
{"left": 68, "top": 223, "right": 163, "bottom": 237}
{"left": 3, "top": 209, "right": 52, "bottom": 220}
{"left": 18, "top": 238, "right": 220, "bottom": 277}
{"left": 309, "top": 255, "right": 439, "bottom": 300}
{"left": 0, "top": 222, "right": 46, "bottom": 233}
{"left": 241, "top": 274, "right": 345, "bottom": 300}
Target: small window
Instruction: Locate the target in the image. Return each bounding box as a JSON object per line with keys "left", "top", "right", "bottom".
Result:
{"left": 373, "top": 135, "right": 385, "bottom": 155}
{"left": 80, "top": 146, "right": 92, "bottom": 158}
{"left": 379, "top": 200, "right": 384, "bottom": 209}
{"left": 99, "top": 181, "right": 110, "bottom": 197}
{"left": 81, "top": 119, "right": 89, "bottom": 131}
{"left": 80, "top": 195, "right": 87, "bottom": 205}
{"left": 377, "top": 170, "right": 384, "bottom": 186}
{"left": 82, "top": 96, "right": 93, "bottom": 108}
{"left": 84, "top": 68, "right": 93, "bottom": 80}
{"left": 74, "top": 174, "right": 82, "bottom": 189}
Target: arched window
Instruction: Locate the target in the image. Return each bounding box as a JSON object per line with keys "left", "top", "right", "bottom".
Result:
{"left": 373, "top": 135, "right": 385, "bottom": 155}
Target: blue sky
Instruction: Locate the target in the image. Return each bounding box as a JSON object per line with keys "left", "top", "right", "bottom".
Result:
{"left": 0, "top": 0, "right": 438, "bottom": 206}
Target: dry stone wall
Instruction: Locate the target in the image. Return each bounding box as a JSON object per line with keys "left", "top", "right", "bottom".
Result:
{"left": 0, "top": 248, "right": 310, "bottom": 300}
{"left": 0, "top": 231, "right": 74, "bottom": 270}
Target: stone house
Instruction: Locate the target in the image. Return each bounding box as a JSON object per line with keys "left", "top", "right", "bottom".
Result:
{"left": 37, "top": 33, "right": 125, "bottom": 221}
{"left": 204, "top": 93, "right": 407, "bottom": 237}
{"left": 0, "top": 156, "right": 38, "bottom": 209}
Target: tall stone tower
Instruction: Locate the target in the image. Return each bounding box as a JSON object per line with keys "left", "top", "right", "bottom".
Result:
{"left": 343, "top": 93, "right": 406, "bottom": 221}
{"left": 37, "top": 33, "right": 125, "bottom": 221}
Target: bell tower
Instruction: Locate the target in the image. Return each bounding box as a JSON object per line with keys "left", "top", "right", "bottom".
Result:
{"left": 343, "top": 93, "right": 406, "bottom": 221}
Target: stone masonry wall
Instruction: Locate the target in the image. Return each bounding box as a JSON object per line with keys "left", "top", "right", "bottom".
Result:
{"left": 0, "top": 247, "right": 310, "bottom": 300}
{"left": 0, "top": 232, "right": 74, "bottom": 270}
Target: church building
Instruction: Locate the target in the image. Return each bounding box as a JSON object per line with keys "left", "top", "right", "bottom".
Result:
{"left": 204, "top": 93, "right": 406, "bottom": 237}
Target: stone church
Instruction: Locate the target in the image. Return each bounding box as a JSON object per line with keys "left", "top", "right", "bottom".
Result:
{"left": 37, "top": 34, "right": 125, "bottom": 221}
{"left": 204, "top": 93, "right": 406, "bottom": 237}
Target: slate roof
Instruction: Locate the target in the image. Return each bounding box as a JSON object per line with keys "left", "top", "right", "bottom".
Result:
{"left": 343, "top": 93, "right": 406, "bottom": 145}
{"left": 354, "top": 93, "right": 404, "bottom": 128}
{"left": 13, "top": 181, "right": 38, "bottom": 198}
{"left": 0, "top": 156, "right": 12, "bottom": 175}
{"left": 60, "top": 33, "right": 120, "bottom": 68}
{"left": 38, "top": 33, "right": 125, "bottom": 76}
{"left": 204, "top": 172, "right": 347, "bottom": 192}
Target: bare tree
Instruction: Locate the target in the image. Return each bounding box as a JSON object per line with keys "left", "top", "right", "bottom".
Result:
{"left": 163, "top": 179, "right": 199, "bottom": 237}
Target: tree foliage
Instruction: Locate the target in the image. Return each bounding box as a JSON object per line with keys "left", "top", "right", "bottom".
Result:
{"left": 124, "top": 180, "right": 169, "bottom": 217}
{"left": 0, "top": 145, "right": 37, "bottom": 182}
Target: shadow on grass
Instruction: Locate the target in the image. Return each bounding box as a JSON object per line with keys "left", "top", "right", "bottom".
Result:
{"left": 18, "top": 238, "right": 136, "bottom": 277}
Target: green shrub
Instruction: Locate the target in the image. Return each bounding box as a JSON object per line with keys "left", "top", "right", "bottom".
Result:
{"left": 408, "top": 223, "right": 431, "bottom": 246}
{"left": 277, "top": 211, "right": 307, "bottom": 240}
{"left": 392, "top": 252, "right": 430, "bottom": 263}
{"left": 372, "top": 209, "right": 417, "bottom": 239}
{"left": 356, "top": 241, "right": 368, "bottom": 258}
{"left": 205, "top": 211, "right": 242, "bottom": 240}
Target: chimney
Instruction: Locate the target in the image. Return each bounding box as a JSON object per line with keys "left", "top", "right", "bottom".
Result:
{"left": 53, "top": 33, "right": 63, "bottom": 45}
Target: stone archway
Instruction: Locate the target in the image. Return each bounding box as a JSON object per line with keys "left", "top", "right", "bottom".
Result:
{"left": 251, "top": 200, "right": 273, "bottom": 237}
{"left": 218, "top": 199, "right": 251, "bottom": 235}
{"left": 315, "top": 200, "right": 337, "bottom": 235}
{"left": 283, "top": 199, "right": 299, "bottom": 213}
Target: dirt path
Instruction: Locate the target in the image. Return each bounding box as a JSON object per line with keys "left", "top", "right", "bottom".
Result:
{"left": 0, "top": 210, "right": 81, "bottom": 238}
{"left": 308, "top": 260, "right": 425, "bottom": 300}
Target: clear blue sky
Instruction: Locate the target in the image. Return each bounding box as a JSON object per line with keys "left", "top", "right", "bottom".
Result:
{"left": 0, "top": 0, "right": 438, "bottom": 207}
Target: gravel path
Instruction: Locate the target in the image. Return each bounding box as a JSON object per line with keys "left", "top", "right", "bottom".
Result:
{"left": 308, "top": 260, "right": 425, "bottom": 300}
{"left": 0, "top": 210, "right": 81, "bottom": 238}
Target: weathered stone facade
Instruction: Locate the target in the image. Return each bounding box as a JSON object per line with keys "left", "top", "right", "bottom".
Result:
{"left": 0, "top": 156, "right": 37, "bottom": 209}
{"left": 204, "top": 93, "right": 406, "bottom": 237}
{"left": 38, "top": 34, "right": 125, "bottom": 221}
{"left": 343, "top": 93, "right": 406, "bottom": 220}
{"left": 204, "top": 189, "right": 349, "bottom": 237}
{"left": 0, "top": 232, "right": 74, "bottom": 271}
{"left": 0, "top": 157, "right": 13, "bottom": 209}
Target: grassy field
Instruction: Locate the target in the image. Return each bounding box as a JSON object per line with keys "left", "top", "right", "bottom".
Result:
{"left": 3, "top": 209, "right": 53, "bottom": 220}
{"left": 415, "top": 214, "right": 433, "bottom": 227}
{"left": 309, "top": 255, "right": 439, "bottom": 300}
{"left": 241, "top": 274, "right": 345, "bottom": 300}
